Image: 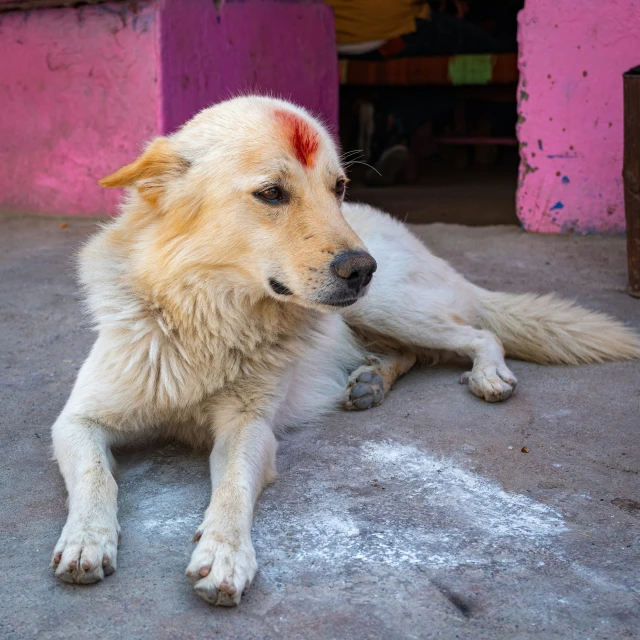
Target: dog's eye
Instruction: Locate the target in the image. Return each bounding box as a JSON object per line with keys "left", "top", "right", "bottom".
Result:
{"left": 335, "top": 179, "right": 346, "bottom": 197}
{"left": 256, "top": 186, "right": 284, "bottom": 203}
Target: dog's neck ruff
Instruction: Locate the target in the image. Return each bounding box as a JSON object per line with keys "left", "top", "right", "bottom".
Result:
{"left": 81, "top": 236, "right": 324, "bottom": 411}
{"left": 84, "top": 237, "right": 314, "bottom": 353}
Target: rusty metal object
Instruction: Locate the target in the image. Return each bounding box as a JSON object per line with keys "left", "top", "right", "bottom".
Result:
{"left": 623, "top": 66, "right": 640, "bottom": 297}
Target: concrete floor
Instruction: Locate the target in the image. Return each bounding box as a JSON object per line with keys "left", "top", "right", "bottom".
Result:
{"left": 1, "top": 211, "right": 639, "bottom": 640}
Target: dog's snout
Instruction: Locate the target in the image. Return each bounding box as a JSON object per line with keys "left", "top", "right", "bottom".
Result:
{"left": 331, "top": 251, "right": 377, "bottom": 292}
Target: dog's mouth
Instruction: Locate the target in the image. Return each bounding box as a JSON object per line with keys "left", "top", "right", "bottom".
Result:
{"left": 323, "top": 297, "right": 359, "bottom": 308}
{"left": 269, "top": 277, "right": 364, "bottom": 308}
{"left": 269, "top": 278, "right": 293, "bottom": 296}
{"left": 315, "top": 290, "right": 365, "bottom": 308}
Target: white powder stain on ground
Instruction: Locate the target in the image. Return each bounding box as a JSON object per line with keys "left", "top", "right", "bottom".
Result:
{"left": 362, "top": 441, "right": 565, "bottom": 539}
{"left": 122, "top": 474, "right": 203, "bottom": 538}
{"left": 255, "top": 439, "right": 566, "bottom": 576}
{"left": 118, "top": 439, "right": 567, "bottom": 580}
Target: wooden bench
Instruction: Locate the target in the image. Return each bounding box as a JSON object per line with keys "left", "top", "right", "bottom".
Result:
{"left": 339, "top": 53, "right": 518, "bottom": 86}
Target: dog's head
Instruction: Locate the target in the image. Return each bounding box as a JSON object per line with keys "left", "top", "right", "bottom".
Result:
{"left": 99, "top": 96, "right": 376, "bottom": 311}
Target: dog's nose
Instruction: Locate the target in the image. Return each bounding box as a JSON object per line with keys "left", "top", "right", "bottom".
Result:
{"left": 331, "top": 251, "right": 377, "bottom": 292}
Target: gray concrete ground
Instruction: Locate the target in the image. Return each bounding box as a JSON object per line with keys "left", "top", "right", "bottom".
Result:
{"left": 1, "top": 211, "right": 639, "bottom": 640}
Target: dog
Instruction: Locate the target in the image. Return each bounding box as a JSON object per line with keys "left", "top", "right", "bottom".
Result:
{"left": 50, "top": 95, "right": 640, "bottom": 606}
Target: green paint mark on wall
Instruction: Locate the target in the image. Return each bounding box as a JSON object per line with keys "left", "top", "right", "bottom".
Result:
{"left": 448, "top": 54, "right": 493, "bottom": 85}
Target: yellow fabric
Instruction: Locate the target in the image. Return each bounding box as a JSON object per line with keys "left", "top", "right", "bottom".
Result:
{"left": 326, "top": 1, "right": 430, "bottom": 46}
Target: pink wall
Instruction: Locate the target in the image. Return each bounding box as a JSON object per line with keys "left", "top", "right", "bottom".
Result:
{"left": 0, "top": 0, "right": 337, "bottom": 216}
{"left": 159, "top": 0, "right": 338, "bottom": 135}
{"left": 517, "top": 0, "right": 640, "bottom": 234}
{"left": 0, "top": 3, "right": 159, "bottom": 215}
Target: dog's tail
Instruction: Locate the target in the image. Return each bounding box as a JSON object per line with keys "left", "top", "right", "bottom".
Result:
{"left": 475, "top": 288, "right": 640, "bottom": 364}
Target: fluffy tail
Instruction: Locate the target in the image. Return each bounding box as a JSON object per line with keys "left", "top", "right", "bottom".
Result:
{"left": 476, "top": 289, "right": 640, "bottom": 365}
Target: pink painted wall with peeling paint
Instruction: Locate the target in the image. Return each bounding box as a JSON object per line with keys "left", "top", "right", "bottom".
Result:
{"left": 0, "top": 0, "right": 337, "bottom": 216}
{"left": 517, "top": 0, "right": 640, "bottom": 234}
{"left": 0, "top": 3, "right": 159, "bottom": 216}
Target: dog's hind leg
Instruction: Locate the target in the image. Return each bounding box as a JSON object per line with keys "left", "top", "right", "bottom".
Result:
{"left": 348, "top": 293, "right": 517, "bottom": 402}
{"left": 51, "top": 411, "right": 120, "bottom": 584}
{"left": 410, "top": 319, "right": 518, "bottom": 402}
{"left": 342, "top": 203, "right": 516, "bottom": 401}
{"left": 187, "top": 389, "right": 278, "bottom": 607}
{"left": 343, "top": 350, "right": 417, "bottom": 410}
{"left": 442, "top": 322, "right": 518, "bottom": 402}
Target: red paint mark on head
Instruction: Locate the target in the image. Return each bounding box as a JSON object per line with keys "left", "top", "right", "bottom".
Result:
{"left": 274, "top": 109, "right": 319, "bottom": 168}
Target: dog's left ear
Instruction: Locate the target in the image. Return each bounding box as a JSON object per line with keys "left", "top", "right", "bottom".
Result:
{"left": 99, "top": 137, "right": 189, "bottom": 206}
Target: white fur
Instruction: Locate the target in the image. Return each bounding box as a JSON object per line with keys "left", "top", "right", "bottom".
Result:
{"left": 50, "top": 96, "right": 640, "bottom": 606}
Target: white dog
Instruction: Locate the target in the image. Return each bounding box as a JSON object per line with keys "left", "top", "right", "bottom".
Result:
{"left": 50, "top": 96, "right": 640, "bottom": 606}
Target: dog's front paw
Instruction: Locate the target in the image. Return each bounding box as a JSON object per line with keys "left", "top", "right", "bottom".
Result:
{"left": 52, "top": 520, "right": 119, "bottom": 584}
{"left": 460, "top": 364, "right": 517, "bottom": 402}
{"left": 187, "top": 529, "right": 257, "bottom": 606}
{"left": 344, "top": 364, "right": 385, "bottom": 411}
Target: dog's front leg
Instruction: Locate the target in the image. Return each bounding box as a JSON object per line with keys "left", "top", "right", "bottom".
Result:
{"left": 187, "top": 395, "right": 278, "bottom": 607}
{"left": 51, "top": 410, "right": 119, "bottom": 583}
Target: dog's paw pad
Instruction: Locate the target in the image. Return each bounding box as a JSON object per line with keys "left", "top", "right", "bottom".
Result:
{"left": 345, "top": 371, "right": 384, "bottom": 410}
{"left": 52, "top": 523, "right": 118, "bottom": 584}
{"left": 187, "top": 531, "right": 256, "bottom": 607}
{"left": 461, "top": 365, "right": 517, "bottom": 403}
{"left": 193, "top": 580, "right": 238, "bottom": 607}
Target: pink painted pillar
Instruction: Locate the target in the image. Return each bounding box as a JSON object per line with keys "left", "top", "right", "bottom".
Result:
{"left": 158, "top": 0, "right": 338, "bottom": 136}
{"left": 516, "top": 0, "right": 640, "bottom": 234}
{"left": 0, "top": 0, "right": 337, "bottom": 216}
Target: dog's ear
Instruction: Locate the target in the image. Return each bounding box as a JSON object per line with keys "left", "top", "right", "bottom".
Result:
{"left": 99, "top": 137, "right": 189, "bottom": 205}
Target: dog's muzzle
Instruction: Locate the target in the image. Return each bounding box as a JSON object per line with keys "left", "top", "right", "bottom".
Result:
{"left": 317, "top": 250, "right": 377, "bottom": 307}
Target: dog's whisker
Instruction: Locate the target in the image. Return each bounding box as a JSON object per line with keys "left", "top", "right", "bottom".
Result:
{"left": 343, "top": 158, "right": 365, "bottom": 166}
{"left": 341, "top": 149, "right": 364, "bottom": 159}
{"left": 343, "top": 155, "right": 366, "bottom": 167}
{"left": 346, "top": 160, "right": 381, "bottom": 176}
